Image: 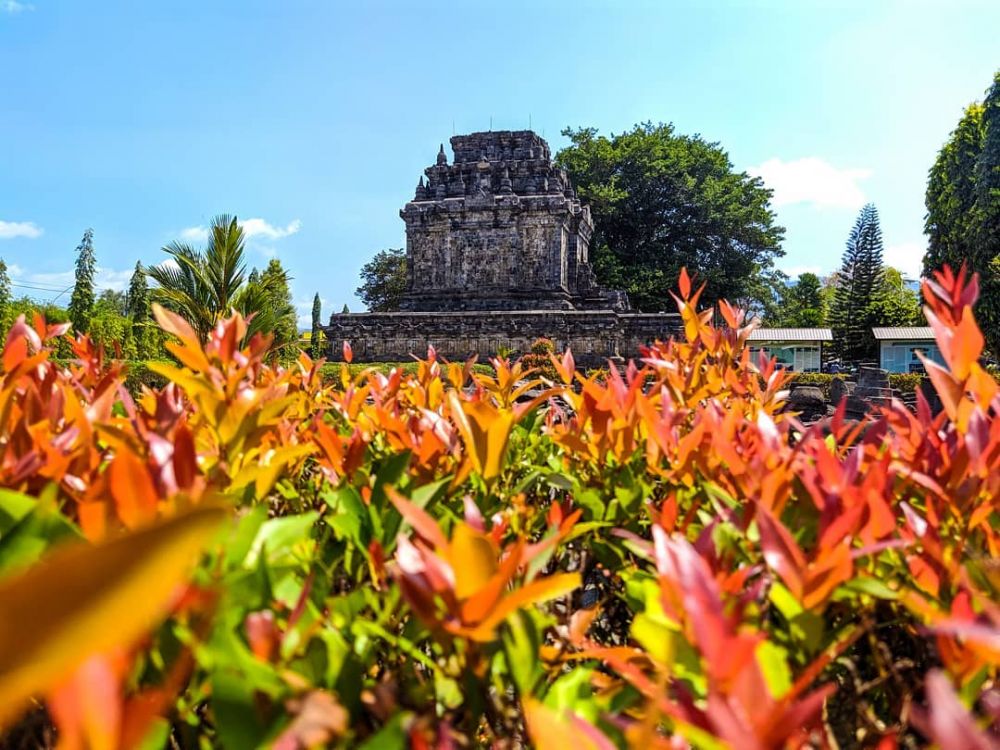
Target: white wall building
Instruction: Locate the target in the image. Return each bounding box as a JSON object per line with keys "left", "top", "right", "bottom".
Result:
{"left": 872, "top": 327, "right": 943, "bottom": 373}
{"left": 747, "top": 328, "right": 832, "bottom": 372}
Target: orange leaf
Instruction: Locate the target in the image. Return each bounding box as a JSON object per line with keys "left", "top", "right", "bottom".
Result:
{"left": 466, "top": 573, "right": 579, "bottom": 641}
{"left": 0, "top": 505, "right": 226, "bottom": 725}
{"left": 447, "top": 523, "right": 499, "bottom": 600}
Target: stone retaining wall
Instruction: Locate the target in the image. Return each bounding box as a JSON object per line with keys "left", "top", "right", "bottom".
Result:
{"left": 324, "top": 310, "right": 682, "bottom": 366}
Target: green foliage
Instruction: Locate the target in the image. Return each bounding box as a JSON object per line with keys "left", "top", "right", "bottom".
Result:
{"left": 125, "top": 262, "right": 164, "bottom": 360}
{"left": 125, "top": 261, "right": 149, "bottom": 320}
{"left": 68, "top": 228, "right": 96, "bottom": 334}
{"left": 888, "top": 372, "right": 924, "bottom": 395}
{"left": 555, "top": 123, "right": 785, "bottom": 311}
{"left": 89, "top": 295, "right": 137, "bottom": 358}
{"left": 259, "top": 258, "right": 298, "bottom": 360}
{"left": 872, "top": 267, "right": 922, "bottom": 327}
{"left": 776, "top": 272, "right": 826, "bottom": 327}
{"left": 925, "top": 70, "right": 1000, "bottom": 355}
{"left": 310, "top": 293, "right": 326, "bottom": 359}
{"left": 356, "top": 248, "right": 406, "bottom": 312}
{"left": 830, "top": 204, "right": 884, "bottom": 362}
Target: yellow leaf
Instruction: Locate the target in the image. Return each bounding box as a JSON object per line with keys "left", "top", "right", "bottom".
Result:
{"left": 0, "top": 505, "right": 226, "bottom": 725}
{"left": 448, "top": 523, "right": 498, "bottom": 600}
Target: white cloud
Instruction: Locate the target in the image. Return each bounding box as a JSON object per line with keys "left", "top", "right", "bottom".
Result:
{"left": 178, "top": 217, "right": 302, "bottom": 246}
{"left": 243, "top": 218, "right": 302, "bottom": 241}
{"left": 179, "top": 226, "right": 209, "bottom": 243}
{"left": 884, "top": 242, "right": 926, "bottom": 280}
{"left": 1, "top": 1, "right": 34, "bottom": 13}
{"left": 748, "top": 157, "right": 872, "bottom": 210}
{"left": 0, "top": 220, "right": 43, "bottom": 239}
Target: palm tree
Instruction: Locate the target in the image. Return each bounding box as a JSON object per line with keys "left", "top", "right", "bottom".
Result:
{"left": 147, "top": 214, "right": 292, "bottom": 344}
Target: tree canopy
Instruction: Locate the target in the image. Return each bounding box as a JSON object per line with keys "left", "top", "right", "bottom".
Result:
{"left": 925, "top": 69, "right": 1000, "bottom": 356}
{"left": 776, "top": 273, "right": 826, "bottom": 327}
{"left": 555, "top": 123, "right": 785, "bottom": 311}
{"left": 357, "top": 248, "right": 407, "bottom": 312}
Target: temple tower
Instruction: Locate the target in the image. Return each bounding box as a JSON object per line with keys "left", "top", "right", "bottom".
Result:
{"left": 399, "top": 131, "right": 627, "bottom": 312}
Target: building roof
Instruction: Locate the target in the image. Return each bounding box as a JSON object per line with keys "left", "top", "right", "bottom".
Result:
{"left": 872, "top": 327, "right": 935, "bottom": 341}
{"left": 747, "top": 328, "right": 833, "bottom": 342}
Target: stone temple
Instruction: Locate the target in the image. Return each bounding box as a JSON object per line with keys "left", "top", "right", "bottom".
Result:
{"left": 327, "top": 130, "right": 679, "bottom": 365}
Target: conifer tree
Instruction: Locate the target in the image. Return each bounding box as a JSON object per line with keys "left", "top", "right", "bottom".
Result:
{"left": 310, "top": 293, "right": 324, "bottom": 359}
{"left": 69, "top": 228, "right": 96, "bottom": 333}
{"left": 259, "top": 258, "right": 297, "bottom": 357}
{"left": 830, "top": 204, "right": 884, "bottom": 363}
{"left": 125, "top": 262, "right": 149, "bottom": 321}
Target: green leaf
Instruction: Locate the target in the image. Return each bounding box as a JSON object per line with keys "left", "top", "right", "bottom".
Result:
{"left": 841, "top": 576, "right": 899, "bottom": 601}
{"left": 359, "top": 712, "right": 409, "bottom": 750}
{"left": 756, "top": 641, "right": 792, "bottom": 699}
{"left": 503, "top": 610, "right": 541, "bottom": 697}
{"left": 223, "top": 505, "right": 268, "bottom": 570}
{"left": 244, "top": 512, "right": 318, "bottom": 569}
{"left": 0, "top": 490, "right": 36, "bottom": 536}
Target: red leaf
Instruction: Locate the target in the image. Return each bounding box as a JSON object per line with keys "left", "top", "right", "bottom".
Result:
{"left": 755, "top": 506, "right": 806, "bottom": 599}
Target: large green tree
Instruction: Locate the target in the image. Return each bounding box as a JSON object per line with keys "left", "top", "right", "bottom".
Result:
{"left": 147, "top": 214, "right": 293, "bottom": 344}
{"left": 555, "top": 123, "right": 785, "bottom": 311}
{"left": 830, "top": 204, "right": 885, "bottom": 363}
{"left": 68, "top": 228, "right": 96, "bottom": 333}
{"left": 925, "top": 70, "right": 1000, "bottom": 355}
{"left": 872, "top": 267, "right": 922, "bottom": 328}
{"left": 258, "top": 257, "right": 298, "bottom": 358}
{"left": 776, "top": 272, "right": 826, "bottom": 327}
{"left": 357, "top": 248, "right": 407, "bottom": 312}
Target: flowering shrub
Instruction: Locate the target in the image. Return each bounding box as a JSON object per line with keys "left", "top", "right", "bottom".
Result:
{"left": 0, "top": 267, "right": 997, "bottom": 748}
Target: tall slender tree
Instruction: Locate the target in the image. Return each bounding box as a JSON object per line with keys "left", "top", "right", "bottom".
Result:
{"left": 310, "top": 293, "right": 324, "bottom": 359}
{"left": 830, "top": 204, "right": 885, "bottom": 362}
{"left": 68, "top": 228, "right": 96, "bottom": 333}
{"left": 125, "top": 262, "right": 149, "bottom": 320}
{"left": 259, "top": 258, "right": 297, "bottom": 357}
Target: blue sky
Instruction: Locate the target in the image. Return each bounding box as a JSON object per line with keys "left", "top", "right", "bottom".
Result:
{"left": 1, "top": 1, "right": 998, "bottom": 324}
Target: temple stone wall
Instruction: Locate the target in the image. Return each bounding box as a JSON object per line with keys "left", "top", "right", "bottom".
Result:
{"left": 326, "top": 310, "right": 681, "bottom": 367}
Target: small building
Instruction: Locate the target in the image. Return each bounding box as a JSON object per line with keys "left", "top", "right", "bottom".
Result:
{"left": 747, "top": 328, "right": 832, "bottom": 372}
{"left": 872, "top": 327, "right": 943, "bottom": 373}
